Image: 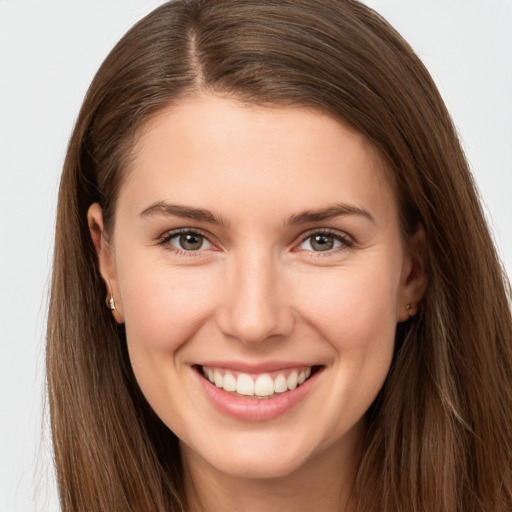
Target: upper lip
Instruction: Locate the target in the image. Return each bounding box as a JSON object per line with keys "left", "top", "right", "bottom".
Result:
{"left": 195, "top": 360, "right": 320, "bottom": 373}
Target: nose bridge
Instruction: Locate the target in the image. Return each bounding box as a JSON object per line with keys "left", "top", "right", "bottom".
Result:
{"left": 217, "top": 247, "right": 293, "bottom": 345}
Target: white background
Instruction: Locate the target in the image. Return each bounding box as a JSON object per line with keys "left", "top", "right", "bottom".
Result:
{"left": 1, "top": 1, "right": 511, "bottom": 510}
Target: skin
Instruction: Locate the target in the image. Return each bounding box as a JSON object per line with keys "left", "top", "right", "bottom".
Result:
{"left": 88, "top": 94, "right": 426, "bottom": 511}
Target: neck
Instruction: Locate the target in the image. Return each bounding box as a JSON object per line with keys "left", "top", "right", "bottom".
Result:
{"left": 181, "top": 426, "right": 364, "bottom": 512}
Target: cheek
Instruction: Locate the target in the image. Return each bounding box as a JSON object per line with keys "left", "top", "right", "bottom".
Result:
{"left": 290, "top": 259, "right": 401, "bottom": 419}
{"left": 117, "top": 259, "right": 218, "bottom": 353}
{"left": 293, "top": 262, "right": 401, "bottom": 350}
{"left": 116, "top": 259, "right": 221, "bottom": 419}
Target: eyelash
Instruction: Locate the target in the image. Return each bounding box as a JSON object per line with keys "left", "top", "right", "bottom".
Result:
{"left": 297, "top": 228, "right": 353, "bottom": 256}
{"left": 158, "top": 228, "right": 353, "bottom": 257}
{"left": 158, "top": 228, "right": 214, "bottom": 257}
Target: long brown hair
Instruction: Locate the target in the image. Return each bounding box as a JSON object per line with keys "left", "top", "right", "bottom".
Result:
{"left": 47, "top": 1, "right": 512, "bottom": 510}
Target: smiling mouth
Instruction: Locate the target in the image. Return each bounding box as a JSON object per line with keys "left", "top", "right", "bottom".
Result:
{"left": 195, "top": 365, "right": 323, "bottom": 399}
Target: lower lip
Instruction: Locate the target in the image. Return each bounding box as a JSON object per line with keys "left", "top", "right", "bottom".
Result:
{"left": 195, "top": 368, "right": 321, "bottom": 421}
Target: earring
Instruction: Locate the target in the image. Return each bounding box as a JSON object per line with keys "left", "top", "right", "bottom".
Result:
{"left": 405, "top": 304, "right": 418, "bottom": 318}
{"left": 107, "top": 296, "right": 116, "bottom": 311}
{"left": 105, "top": 282, "right": 116, "bottom": 311}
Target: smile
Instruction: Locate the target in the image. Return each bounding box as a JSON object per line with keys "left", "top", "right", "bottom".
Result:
{"left": 201, "top": 365, "right": 315, "bottom": 398}
{"left": 193, "top": 362, "right": 324, "bottom": 420}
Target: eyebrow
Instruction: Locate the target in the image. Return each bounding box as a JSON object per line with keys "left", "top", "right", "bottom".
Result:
{"left": 286, "top": 203, "right": 375, "bottom": 225}
{"left": 139, "top": 201, "right": 374, "bottom": 226}
{"left": 140, "top": 201, "right": 230, "bottom": 227}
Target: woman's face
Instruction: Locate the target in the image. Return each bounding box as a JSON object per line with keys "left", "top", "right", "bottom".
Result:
{"left": 90, "top": 94, "right": 425, "bottom": 480}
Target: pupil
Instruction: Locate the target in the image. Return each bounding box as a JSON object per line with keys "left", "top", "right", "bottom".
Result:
{"left": 312, "top": 234, "right": 334, "bottom": 251}
{"left": 180, "top": 233, "right": 202, "bottom": 250}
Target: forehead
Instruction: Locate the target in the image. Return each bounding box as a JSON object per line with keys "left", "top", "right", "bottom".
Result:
{"left": 119, "top": 94, "right": 397, "bottom": 226}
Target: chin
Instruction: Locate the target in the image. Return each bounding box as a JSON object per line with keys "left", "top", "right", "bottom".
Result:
{"left": 236, "top": 451, "right": 309, "bottom": 479}
{"left": 210, "top": 454, "right": 308, "bottom": 480}
{"left": 182, "top": 429, "right": 324, "bottom": 481}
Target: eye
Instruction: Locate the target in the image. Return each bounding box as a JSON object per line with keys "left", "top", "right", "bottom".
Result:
{"left": 298, "top": 230, "right": 352, "bottom": 252}
{"left": 162, "top": 230, "right": 213, "bottom": 252}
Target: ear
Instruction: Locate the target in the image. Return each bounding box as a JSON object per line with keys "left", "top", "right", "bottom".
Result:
{"left": 87, "top": 203, "right": 124, "bottom": 323}
{"left": 397, "top": 223, "right": 428, "bottom": 322}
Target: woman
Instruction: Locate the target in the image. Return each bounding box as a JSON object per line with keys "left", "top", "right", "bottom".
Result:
{"left": 47, "top": 0, "right": 512, "bottom": 510}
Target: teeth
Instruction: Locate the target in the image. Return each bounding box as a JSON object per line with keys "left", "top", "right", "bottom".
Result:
{"left": 236, "top": 373, "right": 255, "bottom": 396}
{"left": 223, "top": 372, "right": 237, "bottom": 392}
{"left": 203, "top": 366, "right": 314, "bottom": 397}
{"left": 286, "top": 370, "right": 298, "bottom": 390}
{"left": 214, "top": 369, "right": 223, "bottom": 388}
{"left": 274, "top": 374, "right": 287, "bottom": 393}
{"left": 254, "top": 374, "right": 274, "bottom": 396}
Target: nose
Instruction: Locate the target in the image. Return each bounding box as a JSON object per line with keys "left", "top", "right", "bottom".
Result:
{"left": 215, "top": 251, "right": 295, "bottom": 346}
